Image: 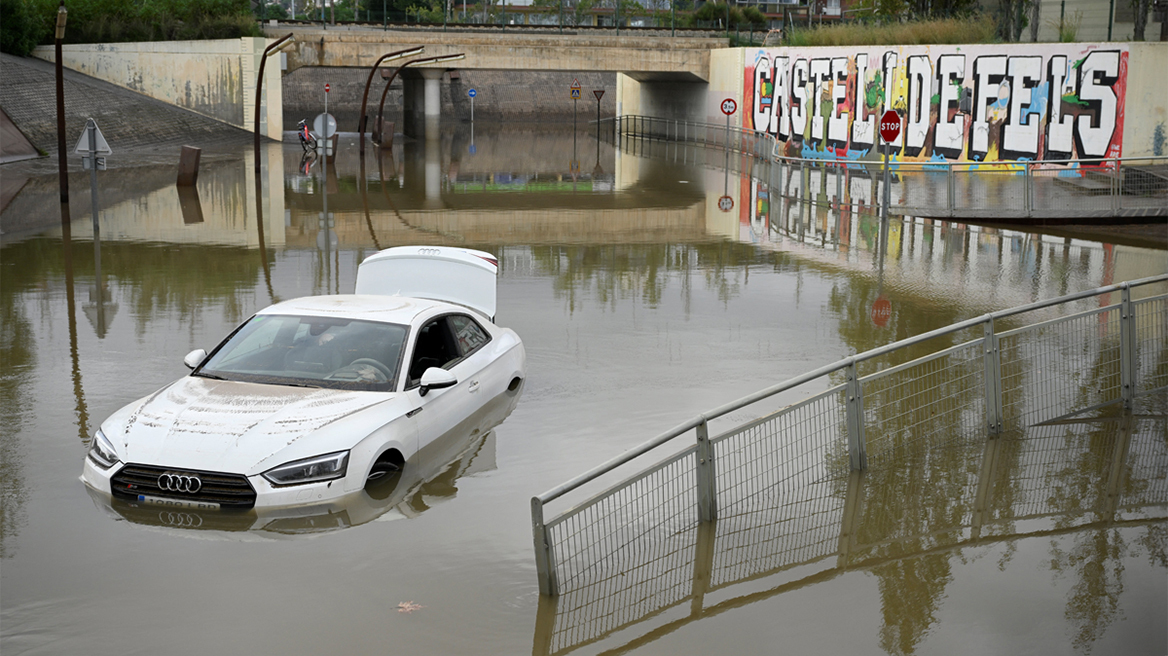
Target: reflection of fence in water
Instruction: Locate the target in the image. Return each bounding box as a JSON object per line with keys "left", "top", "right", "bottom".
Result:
{"left": 537, "top": 416, "right": 1168, "bottom": 656}
{"left": 532, "top": 279, "right": 1167, "bottom": 653}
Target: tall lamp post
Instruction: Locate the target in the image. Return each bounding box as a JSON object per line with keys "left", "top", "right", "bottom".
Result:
{"left": 373, "top": 53, "right": 466, "bottom": 146}
{"left": 253, "top": 33, "right": 294, "bottom": 179}
{"left": 358, "top": 46, "right": 425, "bottom": 154}
{"left": 55, "top": 0, "right": 68, "bottom": 206}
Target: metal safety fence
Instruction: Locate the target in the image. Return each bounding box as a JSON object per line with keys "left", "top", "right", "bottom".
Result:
{"left": 604, "top": 115, "right": 1168, "bottom": 220}
{"left": 531, "top": 273, "right": 1168, "bottom": 607}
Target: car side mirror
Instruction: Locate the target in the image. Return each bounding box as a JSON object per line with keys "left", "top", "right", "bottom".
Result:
{"left": 183, "top": 349, "right": 207, "bottom": 370}
{"left": 419, "top": 367, "right": 457, "bottom": 397}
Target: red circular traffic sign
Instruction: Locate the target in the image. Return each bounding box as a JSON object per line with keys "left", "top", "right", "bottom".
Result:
{"left": 718, "top": 195, "right": 734, "bottom": 212}
{"left": 721, "top": 98, "right": 737, "bottom": 116}
{"left": 871, "top": 296, "right": 892, "bottom": 327}
{"left": 879, "top": 110, "right": 900, "bottom": 143}
{"left": 325, "top": 83, "right": 331, "bottom": 93}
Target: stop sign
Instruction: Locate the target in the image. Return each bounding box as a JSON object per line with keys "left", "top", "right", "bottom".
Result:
{"left": 879, "top": 110, "right": 900, "bottom": 143}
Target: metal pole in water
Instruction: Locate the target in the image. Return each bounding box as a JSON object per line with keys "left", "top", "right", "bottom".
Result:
{"left": 882, "top": 140, "right": 890, "bottom": 221}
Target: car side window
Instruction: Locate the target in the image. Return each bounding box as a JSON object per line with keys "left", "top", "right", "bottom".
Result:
{"left": 407, "top": 318, "right": 460, "bottom": 388}
{"left": 449, "top": 314, "right": 490, "bottom": 357}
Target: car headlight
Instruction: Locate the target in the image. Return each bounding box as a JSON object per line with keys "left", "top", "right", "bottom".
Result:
{"left": 88, "top": 429, "right": 120, "bottom": 470}
{"left": 262, "top": 451, "right": 349, "bottom": 487}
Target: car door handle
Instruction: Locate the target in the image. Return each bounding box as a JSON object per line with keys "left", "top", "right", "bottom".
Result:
{"left": 407, "top": 407, "right": 423, "bottom": 418}
{"left": 468, "top": 380, "right": 480, "bottom": 393}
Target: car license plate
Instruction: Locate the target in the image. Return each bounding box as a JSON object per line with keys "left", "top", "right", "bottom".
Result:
{"left": 138, "top": 494, "right": 220, "bottom": 510}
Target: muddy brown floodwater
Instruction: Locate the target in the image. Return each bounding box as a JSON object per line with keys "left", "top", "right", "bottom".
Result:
{"left": 2, "top": 124, "right": 1165, "bottom": 656}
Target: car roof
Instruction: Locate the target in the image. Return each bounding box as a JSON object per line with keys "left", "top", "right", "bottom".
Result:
{"left": 256, "top": 294, "right": 463, "bottom": 325}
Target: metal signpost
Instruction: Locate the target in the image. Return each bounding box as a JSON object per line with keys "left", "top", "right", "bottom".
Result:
{"left": 879, "top": 109, "right": 900, "bottom": 221}
{"left": 721, "top": 99, "right": 736, "bottom": 202}
{"left": 74, "top": 118, "right": 111, "bottom": 231}
{"left": 74, "top": 118, "right": 112, "bottom": 321}
{"left": 571, "top": 78, "right": 582, "bottom": 134}
{"left": 468, "top": 88, "right": 477, "bottom": 123}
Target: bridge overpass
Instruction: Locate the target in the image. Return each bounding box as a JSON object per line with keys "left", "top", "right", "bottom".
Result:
{"left": 265, "top": 25, "right": 727, "bottom": 137}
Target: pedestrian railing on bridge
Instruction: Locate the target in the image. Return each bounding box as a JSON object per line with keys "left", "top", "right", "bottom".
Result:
{"left": 602, "top": 115, "right": 1168, "bottom": 220}
{"left": 530, "top": 274, "right": 1168, "bottom": 610}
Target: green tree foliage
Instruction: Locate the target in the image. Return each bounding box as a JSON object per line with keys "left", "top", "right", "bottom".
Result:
{"left": 687, "top": 0, "right": 763, "bottom": 27}
{"left": 7, "top": 0, "right": 262, "bottom": 49}
{"left": 0, "top": 0, "right": 50, "bottom": 56}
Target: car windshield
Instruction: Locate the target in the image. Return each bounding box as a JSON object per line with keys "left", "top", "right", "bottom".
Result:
{"left": 196, "top": 314, "right": 408, "bottom": 392}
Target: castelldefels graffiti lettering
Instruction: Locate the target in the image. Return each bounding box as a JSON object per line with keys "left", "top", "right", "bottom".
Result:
{"left": 745, "top": 44, "right": 1128, "bottom": 164}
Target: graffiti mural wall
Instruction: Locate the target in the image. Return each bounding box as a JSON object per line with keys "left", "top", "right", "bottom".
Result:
{"left": 745, "top": 44, "right": 1129, "bottom": 164}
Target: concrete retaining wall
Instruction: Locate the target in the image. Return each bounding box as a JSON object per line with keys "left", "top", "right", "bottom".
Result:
{"left": 32, "top": 38, "right": 284, "bottom": 139}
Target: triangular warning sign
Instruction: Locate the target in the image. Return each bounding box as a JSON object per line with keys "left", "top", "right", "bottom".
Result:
{"left": 74, "top": 118, "right": 113, "bottom": 155}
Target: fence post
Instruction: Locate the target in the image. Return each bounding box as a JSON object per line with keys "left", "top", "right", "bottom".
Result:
{"left": 947, "top": 162, "right": 955, "bottom": 218}
{"left": 983, "top": 316, "right": 1003, "bottom": 435}
{"left": 1023, "top": 162, "right": 1032, "bottom": 217}
{"left": 1120, "top": 283, "right": 1137, "bottom": 409}
{"left": 844, "top": 360, "right": 867, "bottom": 471}
{"left": 1111, "top": 158, "right": 1120, "bottom": 215}
{"left": 695, "top": 417, "right": 718, "bottom": 522}
{"left": 531, "top": 497, "right": 559, "bottom": 596}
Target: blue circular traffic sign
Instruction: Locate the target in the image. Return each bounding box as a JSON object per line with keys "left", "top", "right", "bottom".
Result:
{"left": 468, "top": 88, "right": 477, "bottom": 98}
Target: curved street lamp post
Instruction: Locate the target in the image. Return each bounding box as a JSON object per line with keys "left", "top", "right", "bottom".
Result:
{"left": 358, "top": 46, "right": 427, "bottom": 154}
{"left": 373, "top": 53, "right": 467, "bottom": 148}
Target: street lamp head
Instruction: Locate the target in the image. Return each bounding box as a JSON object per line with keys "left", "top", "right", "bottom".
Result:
{"left": 426, "top": 53, "right": 466, "bottom": 65}
{"left": 56, "top": 1, "right": 67, "bottom": 39}
{"left": 383, "top": 46, "right": 425, "bottom": 63}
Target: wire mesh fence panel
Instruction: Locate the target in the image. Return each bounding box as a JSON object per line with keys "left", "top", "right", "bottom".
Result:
{"left": 547, "top": 521, "right": 701, "bottom": 655}
{"left": 999, "top": 307, "right": 1123, "bottom": 425}
{"left": 953, "top": 167, "right": 1026, "bottom": 214}
{"left": 545, "top": 447, "right": 698, "bottom": 596}
{"left": 1120, "top": 163, "right": 1168, "bottom": 210}
{"left": 848, "top": 431, "right": 983, "bottom": 556}
{"left": 895, "top": 167, "right": 953, "bottom": 215}
{"left": 1030, "top": 167, "right": 1113, "bottom": 215}
{"left": 1119, "top": 417, "right": 1168, "bottom": 514}
{"left": 983, "top": 423, "right": 1113, "bottom": 528}
{"left": 860, "top": 341, "right": 986, "bottom": 469}
{"left": 708, "top": 387, "right": 850, "bottom": 587}
{"left": 710, "top": 478, "right": 846, "bottom": 589}
{"left": 1134, "top": 295, "right": 1168, "bottom": 395}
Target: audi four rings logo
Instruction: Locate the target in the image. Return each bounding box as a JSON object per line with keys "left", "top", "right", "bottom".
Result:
{"left": 418, "top": 248, "right": 441, "bottom": 255}
{"left": 158, "top": 473, "right": 202, "bottom": 493}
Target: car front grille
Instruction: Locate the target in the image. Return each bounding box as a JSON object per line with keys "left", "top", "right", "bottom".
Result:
{"left": 110, "top": 464, "right": 257, "bottom": 509}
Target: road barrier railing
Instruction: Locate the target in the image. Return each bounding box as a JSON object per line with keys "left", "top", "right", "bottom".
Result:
{"left": 531, "top": 274, "right": 1168, "bottom": 598}
{"left": 602, "top": 115, "right": 1168, "bottom": 219}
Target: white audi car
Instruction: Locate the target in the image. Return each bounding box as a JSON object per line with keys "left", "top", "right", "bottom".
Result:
{"left": 81, "top": 246, "right": 526, "bottom": 511}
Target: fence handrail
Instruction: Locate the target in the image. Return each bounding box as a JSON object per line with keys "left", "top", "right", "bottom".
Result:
{"left": 534, "top": 273, "right": 1168, "bottom": 508}
{"left": 606, "top": 115, "right": 1168, "bottom": 169}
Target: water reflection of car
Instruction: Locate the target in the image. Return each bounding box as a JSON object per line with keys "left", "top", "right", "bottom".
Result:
{"left": 82, "top": 246, "right": 526, "bottom": 515}
{"left": 86, "top": 389, "right": 519, "bottom": 535}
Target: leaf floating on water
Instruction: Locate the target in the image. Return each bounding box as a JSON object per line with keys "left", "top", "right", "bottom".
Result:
{"left": 397, "top": 601, "right": 424, "bottom": 614}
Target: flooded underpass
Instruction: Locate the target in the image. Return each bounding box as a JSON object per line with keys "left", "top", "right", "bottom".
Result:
{"left": 2, "top": 124, "right": 1166, "bottom": 655}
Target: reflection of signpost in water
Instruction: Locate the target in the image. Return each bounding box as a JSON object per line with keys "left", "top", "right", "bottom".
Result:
{"left": 871, "top": 296, "right": 891, "bottom": 328}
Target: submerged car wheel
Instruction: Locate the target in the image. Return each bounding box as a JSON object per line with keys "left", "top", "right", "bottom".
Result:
{"left": 365, "top": 450, "right": 405, "bottom": 486}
